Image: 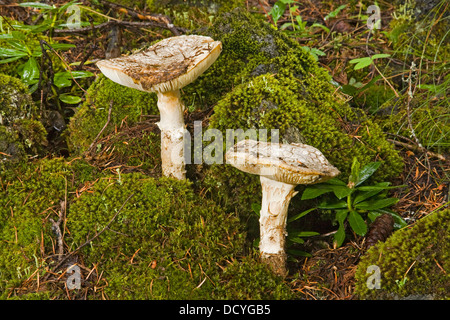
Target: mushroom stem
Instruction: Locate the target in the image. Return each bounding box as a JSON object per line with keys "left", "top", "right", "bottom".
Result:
{"left": 259, "top": 176, "right": 298, "bottom": 276}
{"left": 156, "top": 90, "right": 186, "bottom": 180}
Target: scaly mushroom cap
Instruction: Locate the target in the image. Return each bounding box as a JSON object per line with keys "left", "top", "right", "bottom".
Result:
{"left": 96, "top": 35, "right": 222, "bottom": 93}
{"left": 225, "top": 139, "right": 340, "bottom": 185}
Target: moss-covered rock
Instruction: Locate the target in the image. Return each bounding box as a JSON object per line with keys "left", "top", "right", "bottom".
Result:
{"left": 354, "top": 208, "right": 450, "bottom": 299}
{"left": 66, "top": 74, "right": 158, "bottom": 154}
{"left": 0, "top": 73, "right": 37, "bottom": 126}
{"left": 196, "top": 9, "right": 403, "bottom": 218}
{"left": 0, "top": 73, "right": 47, "bottom": 168}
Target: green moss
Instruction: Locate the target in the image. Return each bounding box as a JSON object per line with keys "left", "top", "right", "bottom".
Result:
{"left": 0, "top": 157, "right": 290, "bottom": 299}
{"left": 65, "top": 172, "right": 290, "bottom": 299}
{"left": 0, "top": 157, "right": 102, "bottom": 297}
{"left": 354, "top": 208, "right": 450, "bottom": 299}
{"left": 66, "top": 74, "right": 158, "bottom": 154}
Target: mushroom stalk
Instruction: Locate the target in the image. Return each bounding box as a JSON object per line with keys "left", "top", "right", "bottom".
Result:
{"left": 156, "top": 90, "right": 186, "bottom": 180}
{"left": 259, "top": 176, "right": 298, "bottom": 276}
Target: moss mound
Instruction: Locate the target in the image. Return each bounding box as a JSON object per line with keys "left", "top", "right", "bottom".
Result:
{"left": 0, "top": 157, "right": 291, "bottom": 299}
{"left": 197, "top": 9, "right": 403, "bottom": 216}
{"left": 0, "top": 157, "right": 100, "bottom": 297}
{"left": 354, "top": 208, "right": 450, "bottom": 299}
{"left": 66, "top": 74, "right": 158, "bottom": 154}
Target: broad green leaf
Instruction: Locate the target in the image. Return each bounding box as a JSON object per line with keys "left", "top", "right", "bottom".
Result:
{"left": 318, "top": 199, "right": 347, "bottom": 209}
{"left": 301, "top": 186, "right": 332, "bottom": 200}
{"left": 324, "top": 178, "right": 347, "bottom": 186}
{"left": 287, "top": 249, "right": 312, "bottom": 257}
{"left": 354, "top": 182, "right": 391, "bottom": 204}
{"left": 288, "top": 237, "right": 305, "bottom": 244}
{"left": 0, "top": 56, "right": 26, "bottom": 64}
{"left": 330, "top": 185, "right": 353, "bottom": 199}
{"left": 288, "top": 207, "right": 316, "bottom": 223}
{"left": 355, "top": 162, "right": 381, "bottom": 187}
{"left": 348, "top": 211, "right": 367, "bottom": 236}
{"left": 0, "top": 47, "right": 27, "bottom": 57}
{"left": 59, "top": 94, "right": 82, "bottom": 104}
{"left": 357, "top": 184, "right": 406, "bottom": 191}
{"left": 355, "top": 197, "right": 398, "bottom": 210}
{"left": 20, "top": 57, "right": 39, "bottom": 82}
{"left": 336, "top": 209, "right": 348, "bottom": 224}
{"left": 289, "top": 231, "right": 320, "bottom": 238}
{"left": 54, "top": 75, "right": 72, "bottom": 88}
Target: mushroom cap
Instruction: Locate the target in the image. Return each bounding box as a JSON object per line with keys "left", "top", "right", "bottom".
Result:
{"left": 225, "top": 139, "right": 340, "bottom": 185}
{"left": 96, "top": 35, "right": 222, "bottom": 93}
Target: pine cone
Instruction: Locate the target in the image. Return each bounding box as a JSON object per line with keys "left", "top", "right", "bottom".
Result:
{"left": 365, "top": 214, "right": 395, "bottom": 249}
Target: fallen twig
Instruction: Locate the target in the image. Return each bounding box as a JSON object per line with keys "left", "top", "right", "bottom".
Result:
{"left": 387, "top": 139, "right": 446, "bottom": 161}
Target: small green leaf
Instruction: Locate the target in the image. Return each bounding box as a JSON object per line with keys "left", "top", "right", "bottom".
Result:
{"left": 371, "top": 53, "right": 391, "bottom": 60}
{"left": 348, "top": 211, "right": 367, "bottom": 236}
{"left": 288, "top": 207, "right": 316, "bottom": 223}
{"left": 59, "top": 94, "right": 82, "bottom": 104}
{"left": 324, "top": 4, "right": 347, "bottom": 20}
{"left": 334, "top": 223, "right": 346, "bottom": 247}
{"left": 355, "top": 197, "right": 399, "bottom": 210}
{"left": 354, "top": 59, "right": 374, "bottom": 70}
{"left": 268, "top": 1, "right": 286, "bottom": 25}
{"left": 19, "top": 2, "right": 54, "bottom": 10}
{"left": 251, "top": 203, "right": 261, "bottom": 217}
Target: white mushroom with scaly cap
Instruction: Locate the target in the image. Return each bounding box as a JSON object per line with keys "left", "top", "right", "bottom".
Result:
{"left": 96, "top": 35, "right": 222, "bottom": 180}
{"left": 225, "top": 139, "right": 340, "bottom": 276}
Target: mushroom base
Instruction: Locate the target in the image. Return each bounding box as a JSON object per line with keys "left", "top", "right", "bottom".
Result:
{"left": 259, "top": 176, "right": 298, "bottom": 276}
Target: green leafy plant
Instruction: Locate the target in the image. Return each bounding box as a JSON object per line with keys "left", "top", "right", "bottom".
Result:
{"left": 268, "top": 0, "right": 330, "bottom": 36}
{"left": 301, "top": 158, "right": 407, "bottom": 247}
{"left": 349, "top": 53, "right": 391, "bottom": 70}
{"left": 0, "top": 2, "right": 94, "bottom": 104}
